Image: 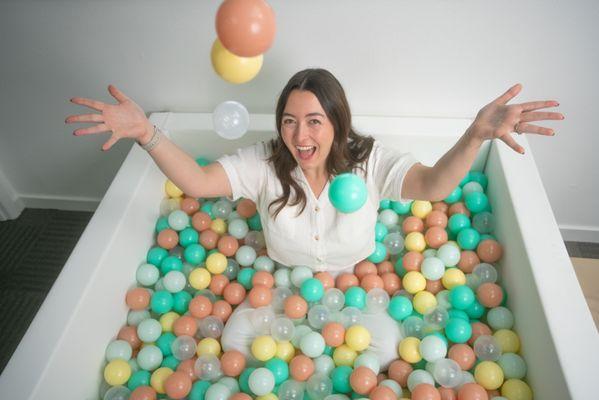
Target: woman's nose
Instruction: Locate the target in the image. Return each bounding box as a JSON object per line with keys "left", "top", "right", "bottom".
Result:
{"left": 294, "top": 122, "right": 309, "bottom": 141}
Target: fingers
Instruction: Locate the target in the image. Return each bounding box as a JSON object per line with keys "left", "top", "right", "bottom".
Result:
{"left": 515, "top": 122, "right": 555, "bottom": 136}
{"left": 73, "top": 123, "right": 110, "bottom": 136}
{"left": 65, "top": 113, "right": 104, "bottom": 124}
{"left": 69, "top": 97, "right": 106, "bottom": 111}
{"left": 102, "top": 135, "right": 119, "bottom": 151}
{"left": 519, "top": 111, "right": 564, "bottom": 123}
{"left": 520, "top": 100, "right": 560, "bottom": 112}
{"left": 493, "top": 83, "right": 522, "bottom": 105}
{"left": 500, "top": 134, "right": 525, "bottom": 154}
{"left": 108, "top": 84, "right": 130, "bottom": 103}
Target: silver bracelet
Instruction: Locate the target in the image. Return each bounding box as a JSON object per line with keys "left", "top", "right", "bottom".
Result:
{"left": 141, "top": 125, "right": 163, "bottom": 152}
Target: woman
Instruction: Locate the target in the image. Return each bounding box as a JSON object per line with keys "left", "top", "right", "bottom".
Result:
{"left": 66, "top": 68, "right": 562, "bottom": 369}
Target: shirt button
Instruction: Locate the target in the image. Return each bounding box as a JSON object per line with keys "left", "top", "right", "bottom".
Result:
{"left": 316, "top": 257, "right": 323, "bottom": 263}
{"left": 315, "top": 206, "right": 320, "bottom": 212}
{"left": 314, "top": 235, "right": 320, "bottom": 241}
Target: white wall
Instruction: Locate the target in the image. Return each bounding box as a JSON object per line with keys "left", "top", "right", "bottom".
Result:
{"left": 0, "top": 0, "right": 597, "bottom": 241}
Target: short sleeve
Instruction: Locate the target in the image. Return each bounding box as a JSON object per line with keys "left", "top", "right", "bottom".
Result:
{"left": 216, "top": 142, "right": 269, "bottom": 202}
{"left": 370, "top": 141, "right": 419, "bottom": 203}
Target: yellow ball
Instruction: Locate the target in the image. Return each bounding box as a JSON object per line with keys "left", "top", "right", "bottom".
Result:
{"left": 403, "top": 271, "right": 427, "bottom": 294}
{"left": 442, "top": 268, "right": 466, "bottom": 290}
{"left": 404, "top": 232, "right": 426, "bottom": 252}
{"left": 275, "top": 341, "right": 295, "bottom": 362}
{"left": 411, "top": 201, "right": 433, "bottom": 219}
{"left": 345, "top": 325, "right": 371, "bottom": 352}
{"left": 150, "top": 367, "right": 174, "bottom": 394}
{"left": 413, "top": 291, "right": 437, "bottom": 315}
{"left": 398, "top": 337, "right": 422, "bottom": 364}
{"left": 256, "top": 394, "right": 279, "bottom": 400}
{"left": 493, "top": 329, "right": 521, "bottom": 353}
{"left": 206, "top": 252, "right": 228, "bottom": 274}
{"left": 474, "top": 361, "right": 504, "bottom": 390}
{"left": 252, "top": 335, "right": 277, "bottom": 361}
{"left": 103, "top": 359, "right": 131, "bottom": 386}
{"left": 501, "top": 379, "right": 533, "bottom": 400}
{"left": 160, "top": 311, "right": 180, "bottom": 332}
{"left": 189, "top": 268, "right": 211, "bottom": 290}
{"left": 210, "top": 218, "right": 227, "bottom": 235}
{"left": 197, "top": 337, "right": 221, "bottom": 357}
{"left": 211, "top": 38, "right": 263, "bottom": 84}
{"left": 333, "top": 344, "right": 357, "bottom": 366}
{"left": 165, "top": 179, "right": 183, "bottom": 198}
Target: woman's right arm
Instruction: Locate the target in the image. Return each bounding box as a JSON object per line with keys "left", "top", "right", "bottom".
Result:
{"left": 66, "top": 84, "right": 232, "bottom": 199}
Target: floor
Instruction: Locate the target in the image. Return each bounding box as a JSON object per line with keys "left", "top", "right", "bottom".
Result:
{"left": 0, "top": 208, "right": 598, "bottom": 375}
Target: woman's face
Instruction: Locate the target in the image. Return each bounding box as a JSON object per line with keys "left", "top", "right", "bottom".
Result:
{"left": 280, "top": 89, "right": 335, "bottom": 176}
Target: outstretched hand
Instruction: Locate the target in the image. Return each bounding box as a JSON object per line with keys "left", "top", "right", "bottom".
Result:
{"left": 65, "top": 85, "right": 152, "bottom": 151}
{"left": 469, "top": 84, "right": 564, "bottom": 154}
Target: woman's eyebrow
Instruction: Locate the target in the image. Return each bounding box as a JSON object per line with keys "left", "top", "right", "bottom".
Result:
{"left": 282, "top": 112, "right": 325, "bottom": 118}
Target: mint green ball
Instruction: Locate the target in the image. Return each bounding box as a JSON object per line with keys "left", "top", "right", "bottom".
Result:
{"left": 329, "top": 173, "right": 368, "bottom": 213}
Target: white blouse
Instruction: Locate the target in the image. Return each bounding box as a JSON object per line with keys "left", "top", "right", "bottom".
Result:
{"left": 216, "top": 140, "right": 418, "bottom": 273}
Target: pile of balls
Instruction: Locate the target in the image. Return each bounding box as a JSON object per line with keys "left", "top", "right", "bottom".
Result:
{"left": 100, "top": 169, "right": 533, "bottom": 400}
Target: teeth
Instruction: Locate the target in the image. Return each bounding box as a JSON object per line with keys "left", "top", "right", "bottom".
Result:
{"left": 296, "top": 146, "right": 315, "bottom": 151}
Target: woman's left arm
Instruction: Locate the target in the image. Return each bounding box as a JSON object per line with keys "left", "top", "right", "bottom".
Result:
{"left": 401, "top": 83, "right": 565, "bottom": 202}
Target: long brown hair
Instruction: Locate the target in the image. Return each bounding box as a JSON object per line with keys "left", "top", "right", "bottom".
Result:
{"left": 267, "top": 68, "right": 375, "bottom": 218}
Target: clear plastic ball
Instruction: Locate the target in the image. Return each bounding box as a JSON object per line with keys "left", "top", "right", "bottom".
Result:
{"left": 419, "top": 335, "right": 447, "bottom": 362}
{"left": 278, "top": 379, "right": 306, "bottom": 400}
{"left": 271, "top": 316, "right": 295, "bottom": 341}
{"left": 245, "top": 231, "right": 266, "bottom": 251}
{"left": 474, "top": 335, "right": 502, "bottom": 361}
{"left": 291, "top": 325, "right": 313, "bottom": 348}
{"left": 472, "top": 263, "right": 498, "bottom": 285}
{"left": 103, "top": 385, "right": 131, "bottom": 400}
{"left": 314, "top": 354, "right": 335, "bottom": 376}
{"left": 306, "top": 373, "right": 333, "bottom": 400}
{"left": 250, "top": 306, "right": 276, "bottom": 335}
{"left": 407, "top": 369, "right": 435, "bottom": 392}
{"left": 436, "top": 290, "right": 451, "bottom": 309}
{"left": 196, "top": 289, "right": 217, "bottom": 303}
{"left": 402, "top": 316, "right": 425, "bottom": 339}
{"left": 194, "top": 354, "right": 222, "bottom": 381}
{"left": 472, "top": 211, "right": 495, "bottom": 234}
{"left": 456, "top": 371, "right": 475, "bottom": 390}
{"left": 340, "top": 306, "right": 362, "bottom": 327}
{"left": 228, "top": 219, "right": 249, "bottom": 239}
{"left": 324, "top": 396, "right": 350, "bottom": 400}
{"left": 465, "top": 273, "right": 481, "bottom": 291}
{"left": 290, "top": 266, "right": 314, "bottom": 288}
{"left": 224, "top": 259, "right": 240, "bottom": 280}
{"left": 365, "top": 288, "right": 390, "bottom": 314}
{"left": 322, "top": 288, "right": 345, "bottom": 312}
{"left": 171, "top": 335, "right": 197, "bottom": 360}
{"left": 274, "top": 268, "right": 292, "bottom": 288}
{"left": 199, "top": 315, "right": 224, "bottom": 338}
{"left": 308, "top": 304, "right": 331, "bottom": 329}
{"left": 383, "top": 232, "right": 405, "bottom": 255}
{"left": 423, "top": 306, "right": 450, "bottom": 331}
{"left": 272, "top": 287, "right": 293, "bottom": 313}
{"left": 212, "top": 100, "right": 250, "bottom": 140}
{"left": 160, "top": 197, "right": 181, "bottom": 216}
{"left": 212, "top": 199, "right": 234, "bottom": 219}
{"left": 433, "top": 358, "right": 463, "bottom": 388}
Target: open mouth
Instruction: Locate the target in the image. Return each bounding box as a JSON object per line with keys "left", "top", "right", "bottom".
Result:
{"left": 296, "top": 145, "right": 316, "bottom": 160}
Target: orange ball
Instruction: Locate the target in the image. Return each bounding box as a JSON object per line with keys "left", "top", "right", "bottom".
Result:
{"left": 189, "top": 295, "right": 213, "bottom": 319}
{"left": 403, "top": 251, "right": 424, "bottom": 272}
{"left": 448, "top": 344, "right": 476, "bottom": 371}
{"left": 173, "top": 316, "right": 198, "bottom": 337}
{"left": 191, "top": 212, "right": 212, "bottom": 232}
{"left": 164, "top": 371, "right": 192, "bottom": 399}
{"left": 377, "top": 261, "right": 394, "bottom": 275}
{"left": 130, "top": 386, "right": 157, "bottom": 400}
{"left": 315, "top": 272, "right": 335, "bottom": 290}
{"left": 221, "top": 350, "right": 246, "bottom": 377}
{"left": 350, "top": 366, "right": 377, "bottom": 395}
{"left": 180, "top": 197, "right": 200, "bottom": 215}
{"left": 118, "top": 325, "right": 142, "bottom": 350}
{"left": 236, "top": 199, "right": 257, "bottom": 218}
{"left": 458, "top": 251, "right": 480, "bottom": 274}
{"left": 284, "top": 294, "right": 308, "bottom": 319}
{"left": 176, "top": 358, "right": 197, "bottom": 381}
{"left": 289, "top": 355, "right": 315, "bottom": 381}
{"left": 424, "top": 226, "right": 448, "bottom": 249}
{"left": 448, "top": 202, "right": 471, "bottom": 217}
{"left": 126, "top": 288, "right": 151, "bottom": 310}
{"left": 438, "top": 387, "right": 457, "bottom": 400}
{"left": 361, "top": 274, "right": 384, "bottom": 292}
{"left": 253, "top": 271, "right": 275, "bottom": 288}
{"left": 387, "top": 360, "right": 413, "bottom": 387}
{"left": 322, "top": 322, "right": 345, "bottom": 347}
{"left": 335, "top": 273, "right": 359, "bottom": 292}
{"left": 212, "top": 300, "right": 233, "bottom": 322}
{"left": 381, "top": 272, "right": 401, "bottom": 295}
{"left": 457, "top": 383, "right": 488, "bottom": 400}
{"left": 402, "top": 216, "right": 424, "bottom": 234}
{"left": 411, "top": 383, "right": 441, "bottom": 400}
{"left": 355, "top": 260, "right": 378, "bottom": 279}
{"left": 223, "top": 282, "right": 247, "bottom": 305}
{"left": 425, "top": 279, "right": 443, "bottom": 295}
{"left": 199, "top": 230, "right": 219, "bottom": 249}
{"left": 432, "top": 202, "right": 449, "bottom": 213}
{"left": 218, "top": 235, "right": 239, "bottom": 257}
{"left": 477, "top": 240, "right": 503, "bottom": 263}
{"left": 468, "top": 322, "right": 493, "bottom": 346}
{"left": 477, "top": 282, "right": 503, "bottom": 308}
{"left": 209, "top": 274, "right": 230, "bottom": 296}
{"left": 369, "top": 385, "right": 396, "bottom": 400}
{"left": 157, "top": 229, "right": 179, "bottom": 250}
{"left": 425, "top": 210, "right": 448, "bottom": 228}
{"left": 248, "top": 284, "right": 272, "bottom": 308}
{"left": 230, "top": 394, "right": 252, "bottom": 400}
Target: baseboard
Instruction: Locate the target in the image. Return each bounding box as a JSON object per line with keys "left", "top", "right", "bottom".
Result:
{"left": 0, "top": 170, "right": 25, "bottom": 221}
{"left": 19, "top": 193, "right": 100, "bottom": 212}
{"left": 560, "top": 224, "right": 599, "bottom": 243}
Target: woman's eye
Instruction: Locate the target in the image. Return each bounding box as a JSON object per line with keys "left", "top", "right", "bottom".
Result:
{"left": 283, "top": 119, "right": 295, "bottom": 125}
{"left": 309, "top": 119, "right": 321, "bottom": 125}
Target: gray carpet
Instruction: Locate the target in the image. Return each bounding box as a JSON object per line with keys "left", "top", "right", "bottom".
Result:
{"left": 0, "top": 208, "right": 597, "bottom": 376}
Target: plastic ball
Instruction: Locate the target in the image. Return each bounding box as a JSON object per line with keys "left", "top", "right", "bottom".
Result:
{"left": 437, "top": 244, "right": 461, "bottom": 267}
{"left": 322, "top": 288, "right": 345, "bottom": 311}
{"left": 137, "top": 345, "right": 163, "bottom": 371}
{"left": 272, "top": 287, "right": 293, "bottom": 313}
{"left": 164, "top": 371, "right": 192, "bottom": 399}
{"left": 403, "top": 271, "right": 427, "bottom": 294}
{"left": 205, "top": 382, "right": 232, "bottom": 400}
{"left": 448, "top": 285, "right": 475, "bottom": 311}
{"left": 248, "top": 284, "right": 272, "bottom": 308}
{"left": 457, "top": 228, "right": 481, "bottom": 251}
{"left": 444, "top": 318, "right": 472, "bottom": 344}
{"left": 501, "top": 379, "right": 533, "bottom": 400}
{"left": 473, "top": 335, "right": 502, "bottom": 362}
{"left": 340, "top": 306, "right": 362, "bottom": 327}
{"left": 198, "top": 316, "right": 225, "bottom": 339}
{"left": 211, "top": 38, "right": 263, "bottom": 84}
{"left": 402, "top": 315, "right": 425, "bottom": 339}
{"left": 104, "top": 385, "right": 132, "bottom": 400}
{"left": 477, "top": 282, "right": 504, "bottom": 308}
{"left": 329, "top": 173, "right": 368, "bottom": 213}
{"left": 344, "top": 286, "right": 367, "bottom": 309}
{"left": 423, "top": 306, "right": 449, "bottom": 332}
{"left": 419, "top": 335, "right": 447, "bottom": 362}
{"left": 497, "top": 353, "right": 527, "bottom": 380}
{"left": 194, "top": 354, "right": 222, "bottom": 381}
{"left": 456, "top": 383, "right": 488, "bottom": 400}
{"left": 221, "top": 350, "right": 246, "bottom": 377}
{"left": 137, "top": 263, "right": 160, "bottom": 286}
{"left": 332, "top": 344, "right": 357, "bottom": 367}
{"left": 331, "top": 366, "right": 353, "bottom": 394}
{"left": 388, "top": 295, "right": 413, "bottom": 321}
{"left": 106, "top": 339, "right": 133, "bottom": 362}
{"left": 474, "top": 361, "right": 504, "bottom": 390}
{"left": 404, "top": 231, "right": 426, "bottom": 252}
{"left": 378, "top": 209, "right": 400, "bottom": 228}
{"left": 284, "top": 295, "right": 308, "bottom": 319}
{"left": 421, "top": 257, "right": 446, "bottom": 281}
{"left": 300, "top": 278, "right": 325, "bottom": 302}
{"left": 274, "top": 268, "right": 292, "bottom": 288}
{"left": 189, "top": 268, "right": 211, "bottom": 290}
{"left": 168, "top": 210, "right": 190, "bottom": 231}
{"left": 367, "top": 242, "right": 388, "bottom": 263}
{"left": 350, "top": 366, "right": 377, "bottom": 395}
{"left": 290, "top": 266, "right": 313, "bottom": 287}
{"left": 269, "top": 317, "right": 294, "bottom": 341}
{"left": 252, "top": 335, "right": 277, "bottom": 361}
{"left": 138, "top": 319, "right": 162, "bottom": 343}
{"left": 300, "top": 331, "right": 326, "bottom": 358}
{"left": 236, "top": 245, "right": 257, "bottom": 267}
{"left": 413, "top": 291, "right": 437, "bottom": 315}
{"left": 365, "top": 288, "right": 390, "bottom": 314}
{"left": 306, "top": 373, "right": 333, "bottom": 400}
{"left": 197, "top": 337, "right": 221, "bottom": 357}
{"left": 249, "top": 306, "right": 275, "bottom": 336}
{"left": 104, "top": 359, "right": 132, "bottom": 385}
{"left": 448, "top": 343, "right": 476, "bottom": 371}
{"left": 344, "top": 325, "right": 371, "bottom": 351}
{"left": 171, "top": 335, "right": 197, "bottom": 361}
{"left": 398, "top": 337, "right": 422, "bottom": 364}
{"left": 464, "top": 192, "right": 489, "bottom": 214}
{"left": 442, "top": 268, "right": 466, "bottom": 290}
{"left": 275, "top": 341, "right": 295, "bottom": 363}
{"left": 354, "top": 351, "right": 381, "bottom": 375}
{"left": 307, "top": 304, "right": 331, "bottom": 329}
{"left": 477, "top": 239, "right": 503, "bottom": 263}
{"left": 248, "top": 367, "right": 275, "bottom": 396}
{"left": 407, "top": 370, "right": 435, "bottom": 392}
{"left": 432, "top": 358, "right": 462, "bottom": 388}
{"left": 493, "top": 329, "right": 521, "bottom": 353}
